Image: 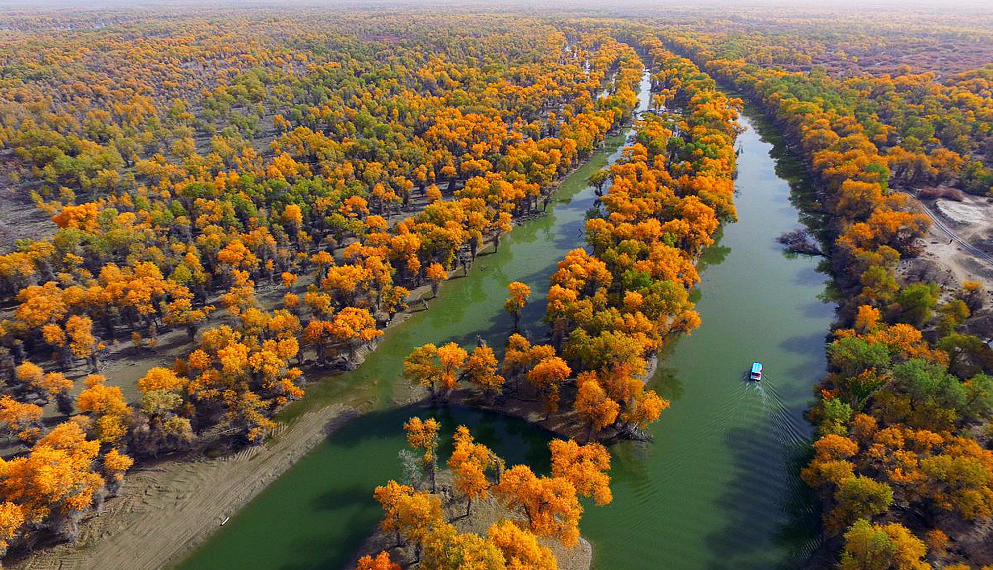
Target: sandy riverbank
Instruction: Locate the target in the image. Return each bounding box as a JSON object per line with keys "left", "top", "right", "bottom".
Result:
{"left": 10, "top": 403, "right": 358, "bottom": 570}
{"left": 899, "top": 195, "right": 993, "bottom": 304}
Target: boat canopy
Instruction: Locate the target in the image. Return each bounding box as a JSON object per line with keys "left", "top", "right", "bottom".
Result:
{"left": 750, "top": 362, "right": 762, "bottom": 375}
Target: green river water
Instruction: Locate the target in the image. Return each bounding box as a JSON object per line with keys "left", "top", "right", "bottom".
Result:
{"left": 176, "top": 74, "right": 836, "bottom": 570}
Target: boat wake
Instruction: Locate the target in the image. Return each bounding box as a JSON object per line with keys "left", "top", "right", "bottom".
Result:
{"left": 750, "top": 378, "right": 809, "bottom": 448}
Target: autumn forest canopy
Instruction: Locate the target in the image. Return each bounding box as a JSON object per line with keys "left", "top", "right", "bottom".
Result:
{"left": 0, "top": 3, "right": 991, "bottom": 570}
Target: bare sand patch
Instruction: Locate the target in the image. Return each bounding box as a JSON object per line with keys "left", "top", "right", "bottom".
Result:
{"left": 0, "top": 183, "right": 56, "bottom": 255}
{"left": 901, "top": 196, "right": 993, "bottom": 302}
{"left": 934, "top": 197, "right": 993, "bottom": 226}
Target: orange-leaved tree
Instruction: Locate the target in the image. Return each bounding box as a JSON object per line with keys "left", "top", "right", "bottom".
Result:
{"left": 487, "top": 520, "right": 557, "bottom": 570}
{"left": 373, "top": 480, "right": 416, "bottom": 548}
{"left": 356, "top": 551, "right": 401, "bottom": 570}
{"left": 463, "top": 342, "right": 505, "bottom": 397}
{"left": 404, "top": 343, "right": 441, "bottom": 400}
{"left": 404, "top": 416, "right": 440, "bottom": 491}
{"left": 403, "top": 342, "right": 468, "bottom": 402}
{"left": 494, "top": 464, "right": 583, "bottom": 546}
{"left": 504, "top": 281, "right": 530, "bottom": 331}
{"left": 426, "top": 262, "right": 447, "bottom": 299}
{"left": 436, "top": 342, "right": 468, "bottom": 396}
{"left": 574, "top": 371, "right": 619, "bottom": 441}
{"left": 0, "top": 396, "right": 43, "bottom": 444}
{"left": 550, "top": 439, "right": 612, "bottom": 505}
{"left": 448, "top": 425, "right": 502, "bottom": 517}
{"left": 526, "top": 356, "right": 571, "bottom": 417}
{"left": 0, "top": 421, "right": 108, "bottom": 542}
{"left": 76, "top": 374, "right": 130, "bottom": 444}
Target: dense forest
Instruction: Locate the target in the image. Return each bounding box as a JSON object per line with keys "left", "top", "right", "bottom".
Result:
{"left": 0, "top": 4, "right": 991, "bottom": 570}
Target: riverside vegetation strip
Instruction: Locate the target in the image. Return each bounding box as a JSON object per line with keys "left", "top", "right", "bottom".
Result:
{"left": 665, "top": 20, "right": 993, "bottom": 569}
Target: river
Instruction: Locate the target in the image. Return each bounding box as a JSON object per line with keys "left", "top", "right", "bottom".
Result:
{"left": 175, "top": 76, "right": 836, "bottom": 570}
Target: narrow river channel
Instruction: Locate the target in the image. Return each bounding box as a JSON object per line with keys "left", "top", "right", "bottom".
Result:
{"left": 577, "top": 105, "right": 836, "bottom": 570}
{"left": 175, "top": 76, "right": 836, "bottom": 570}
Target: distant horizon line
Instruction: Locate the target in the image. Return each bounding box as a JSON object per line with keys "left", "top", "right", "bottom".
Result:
{"left": 0, "top": 0, "right": 989, "bottom": 11}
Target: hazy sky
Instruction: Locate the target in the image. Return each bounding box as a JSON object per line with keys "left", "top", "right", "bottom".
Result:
{"left": 2, "top": 0, "right": 992, "bottom": 24}
{"left": 0, "top": 0, "right": 986, "bottom": 7}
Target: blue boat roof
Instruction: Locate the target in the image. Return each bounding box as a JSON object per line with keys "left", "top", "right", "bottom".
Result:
{"left": 750, "top": 362, "right": 763, "bottom": 373}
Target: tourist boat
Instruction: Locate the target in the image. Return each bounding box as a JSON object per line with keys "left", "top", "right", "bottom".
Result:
{"left": 749, "top": 362, "right": 763, "bottom": 381}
